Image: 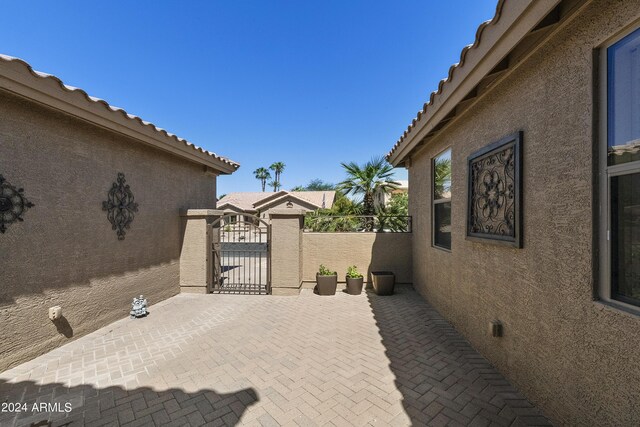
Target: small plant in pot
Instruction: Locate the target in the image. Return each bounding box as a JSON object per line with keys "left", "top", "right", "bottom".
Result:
{"left": 345, "top": 265, "right": 364, "bottom": 295}
{"left": 316, "top": 264, "right": 338, "bottom": 296}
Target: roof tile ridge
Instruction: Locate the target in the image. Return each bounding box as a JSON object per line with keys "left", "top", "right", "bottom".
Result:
{"left": 387, "top": 0, "right": 506, "bottom": 159}
{"left": 0, "top": 54, "right": 239, "bottom": 168}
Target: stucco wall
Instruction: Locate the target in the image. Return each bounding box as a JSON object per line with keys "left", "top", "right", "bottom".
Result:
{"left": 260, "top": 199, "right": 316, "bottom": 219}
{"left": 270, "top": 212, "right": 304, "bottom": 295}
{"left": 302, "top": 233, "right": 412, "bottom": 284}
{"left": 407, "top": 1, "right": 640, "bottom": 425}
{"left": 0, "top": 91, "right": 216, "bottom": 371}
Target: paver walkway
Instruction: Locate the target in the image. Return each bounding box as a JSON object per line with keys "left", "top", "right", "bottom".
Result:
{"left": 0, "top": 285, "right": 551, "bottom": 426}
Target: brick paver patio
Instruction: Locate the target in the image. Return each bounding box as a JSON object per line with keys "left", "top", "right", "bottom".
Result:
{"left": 0, "top": 286, "right": 550, "bottom": 426}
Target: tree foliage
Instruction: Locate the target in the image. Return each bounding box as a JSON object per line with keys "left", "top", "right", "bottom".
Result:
{"left": 304, "top": 191, "right": 361, "bottom": 232}
{"left": 338, "top": 156, "right": 399, "bottom": 216}
{"left": 290, "top": 179, "right": 334, "bottom": 192}
{"left": 376, "top": 193, "right": 409, "bottom": 232}
{"left": 253, "top": 167, "right": 271, "bottom": 192}
{"left": 304, "top": 179, "right": 335, "bottom": 191}
{"left": 294, "top": 158, "right": 408, "bottom": 232}
{"left": 268, "top": 180, "right": 282, "bottom": 191}
{"left": 434, "top": 157, "right": 451, "bottom": 199}
{"left": 269, "top": 162, "right": 286, "bottom": 192}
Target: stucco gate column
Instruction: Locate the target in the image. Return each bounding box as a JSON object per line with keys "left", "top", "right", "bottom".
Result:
{"left": 179, "top": 209, "right": 223, "bottom": 294}
{"left": 269, "top": 208, "right": 305, "bottom": 296}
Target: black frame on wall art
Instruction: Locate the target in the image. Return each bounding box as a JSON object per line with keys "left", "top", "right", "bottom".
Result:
{"left": 467, "top": 131, "right": 523, "bottom": 248}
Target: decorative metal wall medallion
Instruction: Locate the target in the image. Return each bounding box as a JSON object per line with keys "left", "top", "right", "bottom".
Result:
{"left": 102, "top": 173, "right": 138, "bottom": 240}
{"left": 0, "top": 174, "right": 34, "bottom": 233}
{"left": 467, "top": 132, "right": 522, "bottom": 247}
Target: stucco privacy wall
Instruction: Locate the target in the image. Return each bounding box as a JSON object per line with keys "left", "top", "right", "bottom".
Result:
{"left": 302, "top": 233, "right": 412, "bottom": 285}
{"left": 407, "top": 1, "right": 640, "bottom": 425}
{"left": 0, "top": 91, "right": 217, "bottom": 372}
{"left": 260, "top": 199, "right": 317, "bottom": 219}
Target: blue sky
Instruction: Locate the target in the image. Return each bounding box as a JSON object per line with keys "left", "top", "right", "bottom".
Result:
{"left": 1, "top": 1, "right": 497, "bottom": 195}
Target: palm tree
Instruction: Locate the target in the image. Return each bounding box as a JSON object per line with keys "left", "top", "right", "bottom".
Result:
{"left": 304, "top": 191, "right": 362, "bottom": 232}
{"left": 434, "top": 157, "right": 452, "bottom": 199}
{"left": 338, "top": 156, "right": 399, "bottom": 217}
{"left": 269, "top": 162, "right": 286, "bottom": 192}
{"left": 253, "top": 167, "right": 271, "bottom": 192}
{"left": 376, "top": 192, "right": 409, "bottom": 232}
{"left": 268, "top": 180, "right": 281, "bottom": 192}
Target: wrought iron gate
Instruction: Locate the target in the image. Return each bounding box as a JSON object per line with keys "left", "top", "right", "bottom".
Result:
{"left": 211, "top": 214, "right": 270, "bottom": 294}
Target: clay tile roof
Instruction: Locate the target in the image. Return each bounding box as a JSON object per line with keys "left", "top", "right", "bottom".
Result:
{"left": 218, "top": 191, "right": 336, "bottom": 211}
{"left": 386, "top": 0, "right": 508, "bottom": 162}
{"left": 289, "top": 191, "right": 336, "bottom": 209}
{"left": 217, "top": 193, "right": 268, "bottom": 211}
{"left": 0, "top": 54, "right": 239, "bottom": 173}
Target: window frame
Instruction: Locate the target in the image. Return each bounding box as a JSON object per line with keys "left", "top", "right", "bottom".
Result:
{"left": 432, "top": 148, "right": 452, "bottom": 251}
{"left": 598, "top": 23, "right": 640, "bottom": 311}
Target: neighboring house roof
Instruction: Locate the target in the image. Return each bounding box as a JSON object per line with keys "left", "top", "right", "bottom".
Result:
{"left": 217, "top": 193, "right": 274, "bottom": 212}
{"left": 251, "top": 190, "right": 291, "bottom": 207}
{"left": 216, "top": 201, "right": 255, "bottom": 213}
{"left": 254, "top": 191, "right": 335, "bottom": 209}
{"left": 387, "top": 0, "right": 573, "bottom": 166}
{"left": 218, "top": 191, "right": 336, "bottom": 211}
{"left": 300, "top": 191, "right": 335, "bottom": 209}
{"left": 0, "top": 54, "right": 239, "bottom": 174}
{"left": 254, "top": 193, "right": 323, "bottom": 211}
{"left": 609, "top": 142, "right": 640, "bottom": 165}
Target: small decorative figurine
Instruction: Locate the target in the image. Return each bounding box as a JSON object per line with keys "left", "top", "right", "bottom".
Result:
{"left": 130, "top": 295, "right": 148, "bottom": 318}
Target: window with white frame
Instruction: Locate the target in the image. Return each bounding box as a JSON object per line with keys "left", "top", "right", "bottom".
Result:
{"left": 433, "top": 149, "right": 452, "bottom": 250}
{"left": 600, "top": 26, "right": 640, "bottom": 308}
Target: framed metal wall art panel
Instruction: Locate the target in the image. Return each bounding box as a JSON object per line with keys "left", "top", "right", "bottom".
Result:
{"left": 103, "top": 172, "right": 138, "bottom": 240}
{"left": 467, "top": 132, "right": 523, "bottom": 247}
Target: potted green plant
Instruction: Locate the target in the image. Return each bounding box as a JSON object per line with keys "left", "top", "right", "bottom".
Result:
{"left": 316, "top": 264, "right": 337, "bottom": 295}
{"left": 345, "top": 265, "right": 364, "bottom": 295}
{"left": 371, "top": 271, "right": 395, "bottom": 296}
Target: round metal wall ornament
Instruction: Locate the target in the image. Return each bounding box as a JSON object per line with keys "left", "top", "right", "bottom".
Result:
{"left": 0, "top": 174, "right": 35, "bottom": 234}
{"left": 102, "top": 173, "right": 138, "bottom": 240}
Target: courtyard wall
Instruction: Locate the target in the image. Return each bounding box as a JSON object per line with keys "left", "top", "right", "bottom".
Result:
{"left": 301, "top": 233, "right": 412, "bottom": 285}
{"left": 0, "top": 89, "right": 222, "bottom": 371}
{"left": 406, "top": 1, "right": 640, "bottom": 424}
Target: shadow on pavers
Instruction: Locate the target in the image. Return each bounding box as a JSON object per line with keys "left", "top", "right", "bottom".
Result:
{"left": 0, "top": 379, "right": 258, "bottom": 426}
{"left": 366, "top": 285, "right": 552, "bottom": 426}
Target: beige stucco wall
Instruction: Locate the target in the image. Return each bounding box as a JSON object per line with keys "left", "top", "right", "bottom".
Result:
{"left": 259, "top": 199, "right": 316, "bottom": 219}
{"left": 407, "top": 1, "right": 640, "bottom": 425}
{"left": 0, "top": 90, "right": 216, "bottom": 372}
{"left": 270, "top": 211, "right": 304, "bottom": 295}
{"left": 302, "top": 233, "right": 412, "bottom": 284}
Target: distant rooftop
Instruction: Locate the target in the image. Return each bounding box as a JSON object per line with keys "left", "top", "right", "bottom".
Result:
{"left": 218, "top": 191, "right": 336, "bottom": 211}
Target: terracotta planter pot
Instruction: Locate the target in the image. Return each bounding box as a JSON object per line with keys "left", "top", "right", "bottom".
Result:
{"left": 316, "top": 274, "right": 337, "bottom": 295}
{"left": 371, "top": 271, "right": 395, "bottom": 296}
{"left": 346, "top": 277, "right": 364, "bottom": 295}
